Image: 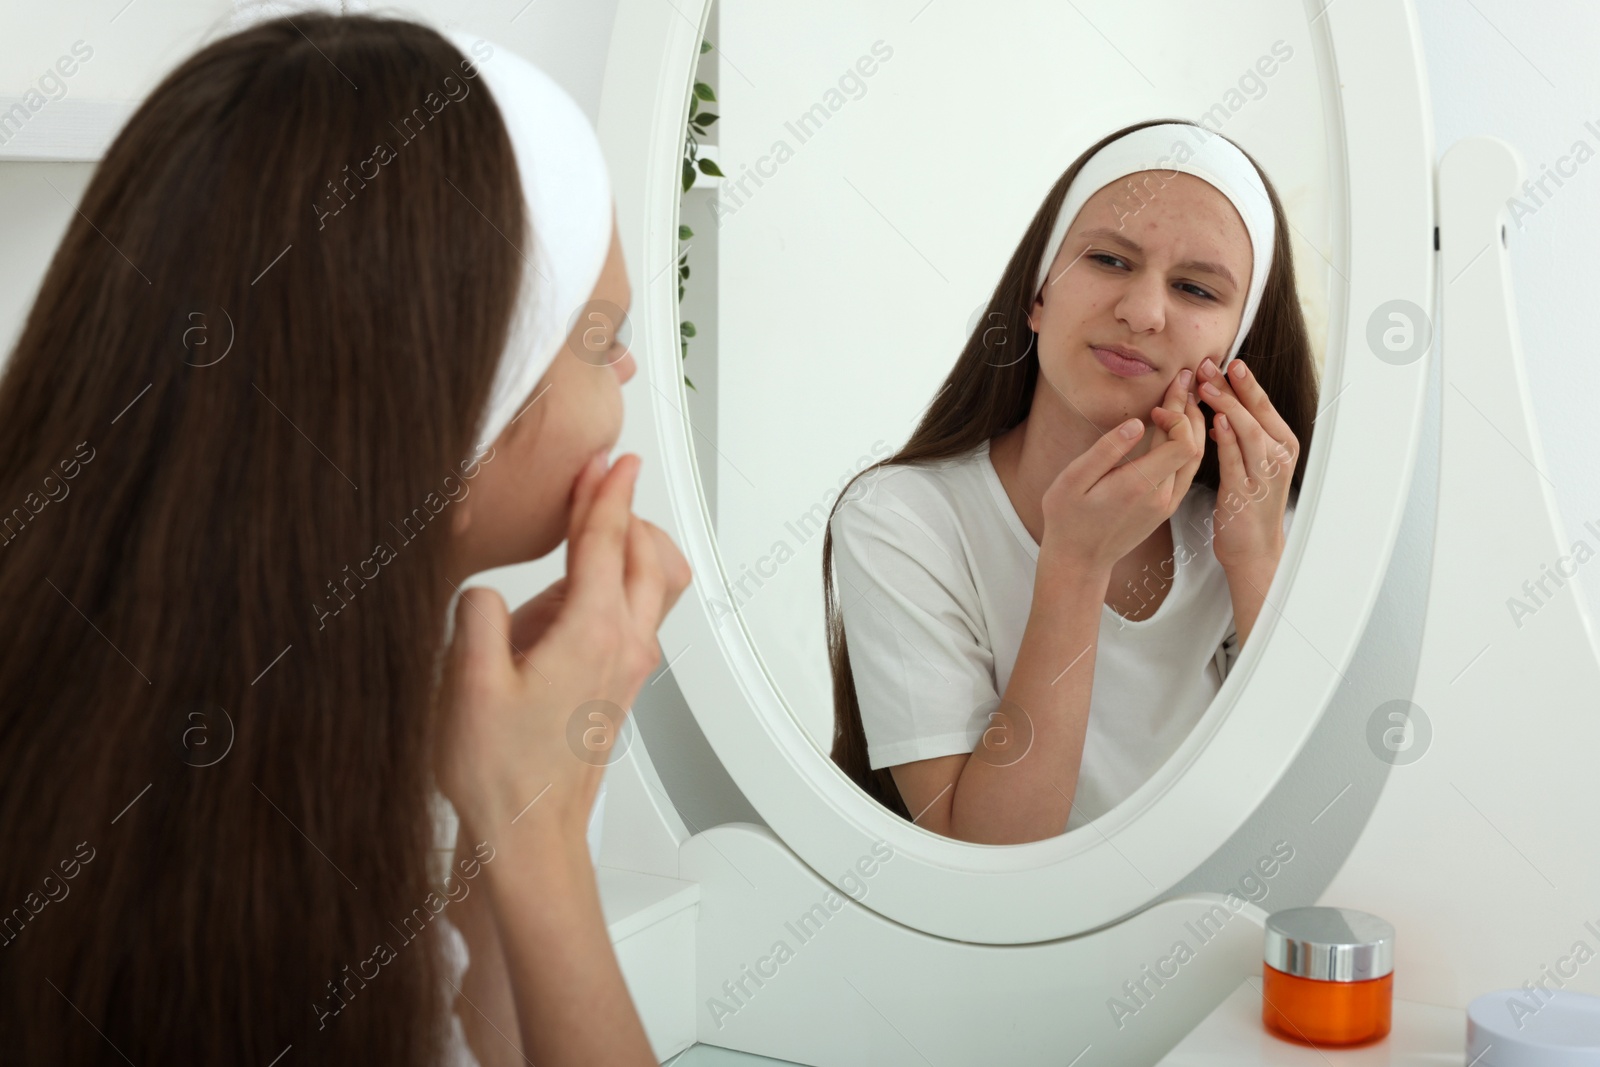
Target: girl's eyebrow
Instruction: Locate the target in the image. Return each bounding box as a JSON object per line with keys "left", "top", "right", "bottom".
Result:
{"left": 1078, "top": 226, "right": 1238, "bottom": 290}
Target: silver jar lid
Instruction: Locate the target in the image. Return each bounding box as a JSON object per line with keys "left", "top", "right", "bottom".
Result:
{"left": 1263, "top": 907, "right": 1394, "bottom": 981}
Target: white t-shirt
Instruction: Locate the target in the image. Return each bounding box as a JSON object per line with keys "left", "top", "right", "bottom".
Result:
{"left": 829, "top": 437, "right": 1295, "bottom": 832}
{"left": 440, "top": 915, "right": 480, "bottom": 1066}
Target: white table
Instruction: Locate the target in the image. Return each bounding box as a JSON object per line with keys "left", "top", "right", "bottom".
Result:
{"left": 1156, "top": 976, "right": 1466, "bottom": 1065}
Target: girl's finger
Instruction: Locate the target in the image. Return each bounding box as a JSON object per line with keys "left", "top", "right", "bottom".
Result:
{"left": 1161, "top": 367, "right": 1194, "bottom": 415}
{"left": 1150, "top": 396, "right": 1204, "bottom": 456}
{"left": 1214, "top": 413, "right": 1249, "bottom": 493}
{"left": 1126, "top": 429, "right": 1201, "bottom": 495}
{"left": 1222, "top": 359, "right": 1295, "bottom": 444}
{"left": 1209, "top": 362, "right": 1299, "bottom": 481}
{"left": 1155, "top": 396, "right": 1203, "bottom": 444}
{"left": 567, "top": 453, "right": 639, "bottom": 612}
{"left": 1136, "top": 407, "right": 1181, "bottom": 500}
{"left": 1185, "top": 391, "right": 1206, "bottom": 454}
{"left": 1197, "top": 368, "right": 1241, "bottom": 411}
{"left": 638, "top": 519, "right": 692, "bottom": 617}
{"left": 622, "top": 513, "right": 667, "bottom": 644}
{"left": 1199, "top": 374, "right": 1273, "bottom": 477}
{"left": 1261, "top": 436, "right": 1299, "bottom": 482}
{"left": 1149, "top": 404, "right": 1201, "bottom": 487}
{"left": 508, "top": 577, "right": 570, "bottom": 663}
{"left": 1178, "top": 391, "right": 1206, "bottom": 482}
{"left": 1147, "top": 404, "right": 1181, "bottom": 433}
{"left": 1076, "top": 417, "right": 1146, "bottom": 488}
{"left": 449, "top": 586, "right": 515, "bottom": 690}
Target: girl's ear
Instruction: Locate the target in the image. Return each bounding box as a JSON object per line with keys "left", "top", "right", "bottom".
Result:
{"left": 1027, "top": 290, "right": 1044, "bottom": 334}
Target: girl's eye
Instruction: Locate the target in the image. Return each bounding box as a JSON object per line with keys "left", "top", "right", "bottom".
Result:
{"left": 1090, "top": 252, "right": 1216, "bottom": 302}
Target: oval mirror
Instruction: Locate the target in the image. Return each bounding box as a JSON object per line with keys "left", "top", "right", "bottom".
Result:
{"left": 613, "top": 0, "right": 1433, "bottom": 941}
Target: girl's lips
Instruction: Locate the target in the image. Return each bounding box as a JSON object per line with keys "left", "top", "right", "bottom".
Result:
{"left": 1091, "top": 345, "right": 1155, "bottom": 378}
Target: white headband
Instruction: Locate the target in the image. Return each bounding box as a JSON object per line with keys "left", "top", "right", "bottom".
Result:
{"left": 443, "top": 30, "right": 615, "bottom": 457}
{"left": 1032, "top": 123, "right": 1274, "bottom": 369}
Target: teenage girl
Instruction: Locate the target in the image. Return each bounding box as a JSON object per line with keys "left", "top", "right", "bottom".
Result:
{"left": 0, "top": 14, "right": 683, "bottom": 1065}
{"left": 826, "top": 120, "right": 1317, "bottom": 844}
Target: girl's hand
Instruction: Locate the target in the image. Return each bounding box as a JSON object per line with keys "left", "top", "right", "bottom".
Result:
{"left": 506, "top": 576, "right": 569, "bottom": 660}
{"left": 1039, "top": 367, "right": 1205, "bottom": 575}
{"left": 1145, "top": 366, "right": 1206, "bottom": 502}
{"left": 505, "top": 521, "right": 686, "bottom": 666}
{"left": 435, "top": 451, "right": 692, "bottom": 849}
{"left": 1196, "top": 357, "right": 1299, "bottom": 571}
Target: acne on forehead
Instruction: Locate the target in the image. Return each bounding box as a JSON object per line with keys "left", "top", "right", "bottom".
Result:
{"left": 1089, "top": 172, "right": 1246, "bottom": 237}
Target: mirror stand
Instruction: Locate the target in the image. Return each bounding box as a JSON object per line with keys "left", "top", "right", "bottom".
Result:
{"left": 1317, "top": 136, "right": 1600, "bottom": 1008}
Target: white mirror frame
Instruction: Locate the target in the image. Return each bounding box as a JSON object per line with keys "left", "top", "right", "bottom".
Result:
{"left": 602, "top": 0, "right": 1435, "bottom": 943}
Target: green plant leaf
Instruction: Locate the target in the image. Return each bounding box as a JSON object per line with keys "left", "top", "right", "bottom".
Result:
{"left": 679, "top": 224, "right": 693, "bottom": 240}
{"left": 689, "top": 94, "right": 698, "bottom": 119}
{"left": 685, "top": 376, "right": 698, "bottom": 391}
{"left": 682, "top": 159, "right": 695, "bottom": 192}
{"left": 694, "top": 82, "right": 716, "bottom": 102}
{"left": 681, "top": 264, "right": 691, "bottom": 280}
{"left": 697, "top": 158, "right": 724, "bottom": 177}
{"left": 681, "top": 321, "right": 697, "bottom": 338}
{"left": 700, "top": 39, "right": 711, "bottom": 53}
{"left": 695, "top": 113, "right": 719, "bottom": 127}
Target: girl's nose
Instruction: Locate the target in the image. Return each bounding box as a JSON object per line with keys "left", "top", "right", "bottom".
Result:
{"left": 1115, "top": 278, "right": 1166, "bottom": 335}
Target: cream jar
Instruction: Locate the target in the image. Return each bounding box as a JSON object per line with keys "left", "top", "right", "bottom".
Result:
{"left": 1261, "top": 906, "right": 1395, "bottom": 1046}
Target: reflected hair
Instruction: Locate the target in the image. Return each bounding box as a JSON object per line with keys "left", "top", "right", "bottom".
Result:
{"left": 823, "top": 118, "right": 1318, "bottom": 821}
{"left": 0, "top": 14, "right": 524, "bottom": 1063}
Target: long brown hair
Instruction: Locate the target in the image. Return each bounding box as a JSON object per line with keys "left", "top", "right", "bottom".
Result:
{"left": 0, "top": 14, "right": 525, "bottom": 1063}
{"left": 825, "top": 119, "right": 1318, "bottom": 820}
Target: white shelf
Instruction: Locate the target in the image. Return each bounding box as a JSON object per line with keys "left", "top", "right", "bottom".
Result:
{"left": 598, "top": 865, "right": 700, "bottom": 1063}
{"left": 597, "top": 863, "right": 700, "bottom": 942}
{"left": 1156, "top": 977, "right": 1465, "bottom": 1065}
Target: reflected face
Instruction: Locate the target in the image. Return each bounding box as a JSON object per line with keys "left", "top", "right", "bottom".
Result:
{"left": 1027, "top": 171, "right": 1253, "bottom": 436}
{"left": 451, "top": 217, "right": 636, "bottom": 574}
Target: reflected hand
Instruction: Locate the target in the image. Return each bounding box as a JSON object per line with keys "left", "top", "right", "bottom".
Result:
{"left": 1196, "top": 356, "right": 1299, "bottom": 571}
{"left": 1039, "top": 368, "right": 1204, "bottom": 574}
{"left": 1144, "top": 365, "right": 1206, "bottom": 502}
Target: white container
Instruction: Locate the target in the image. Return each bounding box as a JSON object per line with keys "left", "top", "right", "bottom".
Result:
{"left": 1467, "top": 988, "right": 1600, "bottom": 1066}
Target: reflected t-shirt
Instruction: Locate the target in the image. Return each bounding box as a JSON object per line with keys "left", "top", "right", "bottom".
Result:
{"left": 829, "top": 437, "right": 1295, "bottom": 832}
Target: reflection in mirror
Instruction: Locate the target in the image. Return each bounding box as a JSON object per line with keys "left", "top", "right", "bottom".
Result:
{"left": 826, "top": 120, "right": 1318, "bottom": 844}
{"left": 700, "top": 3, "right": 1336, "bottom": 845}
